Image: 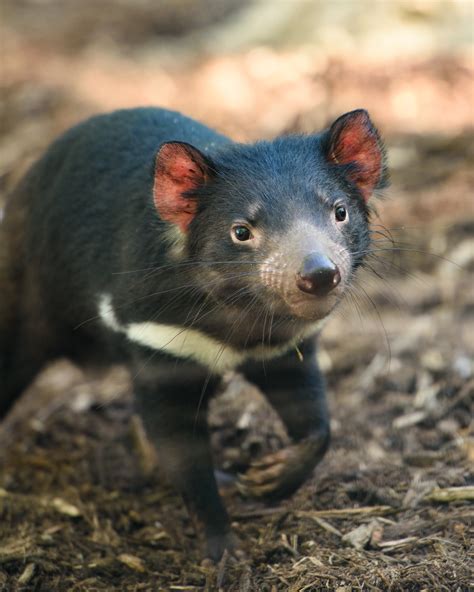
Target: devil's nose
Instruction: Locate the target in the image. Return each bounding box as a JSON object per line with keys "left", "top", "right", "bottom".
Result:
{"left": 296, "top": 253, "right": 341, "bottom": 296}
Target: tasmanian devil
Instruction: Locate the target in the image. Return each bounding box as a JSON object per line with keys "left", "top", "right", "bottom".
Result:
{"left": 0, "top": 107, "right": 387, "bottom": 559}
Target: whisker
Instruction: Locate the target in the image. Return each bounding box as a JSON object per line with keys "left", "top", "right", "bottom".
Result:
{"left": 74, "top": 270, "right": 275, "bottom": 330}
{"left": 350, "top": 244, "right": 461, "bottom": 269}
{"left": 349, "top": 281, "right": 392, "bottom": 372}
{"left": 193, "top": 291, "right": 262, "bottom": 428}
{"left": 131, "top": 285, "right": 256, "bottom": 384}
{"left": 113, "top": 258, "right": 269, "bottom": 276}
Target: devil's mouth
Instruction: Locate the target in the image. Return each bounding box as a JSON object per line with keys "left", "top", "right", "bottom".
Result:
{"left": 288, "top": 301, "right": 335, "bottom": 321}
{"left": 255, "top": 292, "right": 332, "bottom": 322}
{"left": 206, "top": 279, "right": 340, "bottom": 325}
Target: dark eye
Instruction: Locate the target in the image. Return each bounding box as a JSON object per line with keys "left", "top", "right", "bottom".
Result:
{"left": 232, "top": 225, "right": 252, "bottom": 242}
{"left": 335, "top": 205, "right": 347, "bottom": 222}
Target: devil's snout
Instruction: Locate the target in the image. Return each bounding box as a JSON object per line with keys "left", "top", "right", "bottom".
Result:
{"left": 296, "top": 253, "right": 341, "bottom": 296}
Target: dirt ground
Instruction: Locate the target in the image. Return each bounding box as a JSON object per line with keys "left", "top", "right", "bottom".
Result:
{"left": 1, "top": 6, "right": 473, "bottom": 591}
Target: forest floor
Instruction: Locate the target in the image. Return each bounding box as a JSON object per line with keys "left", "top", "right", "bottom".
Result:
{"left": 0, "top": 20, "right": 473, "bottom": 592}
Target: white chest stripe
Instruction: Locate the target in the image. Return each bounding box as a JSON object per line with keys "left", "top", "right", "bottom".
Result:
{"left": 126, "top": 322, "right": 246, "bottom": 372}
{"left": 98, "top": 293, "right": 324, "bottom": 373}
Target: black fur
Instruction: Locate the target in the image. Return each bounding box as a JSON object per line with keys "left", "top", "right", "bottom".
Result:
{"left": 0, "top": 107, "right": 387, "bottom": 559}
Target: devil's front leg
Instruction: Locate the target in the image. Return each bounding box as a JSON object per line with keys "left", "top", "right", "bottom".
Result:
{"left": 132, "top": 354, "right": 232, "bottom": 560}
{"left": 238, "top": 338, "right": 330, "bottom": 499}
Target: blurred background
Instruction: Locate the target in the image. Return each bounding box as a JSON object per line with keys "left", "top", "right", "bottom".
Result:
{"left": 1, "top": 1, "right": 473, "bottom": 590}
{"left": 2, "top": 0, "right": 472, "bottom": 186}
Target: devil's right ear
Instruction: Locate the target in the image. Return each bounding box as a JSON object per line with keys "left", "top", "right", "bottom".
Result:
{"left": 324, "top": 109, "right": 388, "bottom": 202}
{"left": 153, "top": 142, "right": 213, "bottom": 233}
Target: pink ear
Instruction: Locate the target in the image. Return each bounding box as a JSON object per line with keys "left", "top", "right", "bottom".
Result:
{"left": 153, "top": 142, "right": 211, "bottom": 232}
{"left": 326, "top": 110, "right": 385, "bottom": 201}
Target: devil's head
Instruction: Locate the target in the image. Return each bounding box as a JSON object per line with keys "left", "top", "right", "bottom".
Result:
{"left": 152, "top": 110, "right": 388, "bottom": 326}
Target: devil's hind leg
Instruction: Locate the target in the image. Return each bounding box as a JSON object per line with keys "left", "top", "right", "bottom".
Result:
{"left": 0, "top": 224, "right": 53, "bottom": 418}
{"left": 0, "top": 219, "right": 21, "bottom": 418}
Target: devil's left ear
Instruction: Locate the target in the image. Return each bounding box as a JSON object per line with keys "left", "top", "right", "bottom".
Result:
{"left": 153, "top": 142, "right": 213, "bottom": 232}
{"left": 324, "top": 109, "right": 387, "bottom": 201}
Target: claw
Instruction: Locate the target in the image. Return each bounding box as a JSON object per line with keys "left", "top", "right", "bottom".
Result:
{"left": 237, "top": 448, "right": 292, "bottom": 497}
{"left": 236, "top": 478, "right": 282, "bottom": 498}
{"left": 236, "top": 479, "right": 249, "bottom": 496}
{"left": 245, "top": 463, "right": 285, "bottom": 485}
{"left": 237, "top": 440, "right": 324, "bottom": 499}
{"left": 250, "top": 449, "right": 288, "bottom": 469}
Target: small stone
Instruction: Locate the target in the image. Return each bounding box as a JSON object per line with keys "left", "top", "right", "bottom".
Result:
{"left": 393, "top": 410, "right": 426, "bottom": 429}
{"left": 51, "top": 497, "right": 81, "bottom": 517}
{"left": 70, "top": 390, "right": 93, "bottom": 413}
{"left": 17, "top": 563, "right": 36, "bottom": 585}
{"left": 117, "top": 553, "right": 145, "bottom": 573}
{"left": 414, "top": 384, "right": 438, "bottom": 411}
{"left": 421, "top": 349, "right": 445, "bottom": 373}
{"left": 437, "top": 417, "right": 460, "bottom": 436}
{"left": 342, "top": 520, "right": 381, "bottom": 550}
{"left": 453, "top": 355, "right": 472, "bottom": 379}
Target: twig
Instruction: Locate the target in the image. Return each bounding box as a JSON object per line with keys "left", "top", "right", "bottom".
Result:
{"left": 424, "top": 485, "right": 474, "bottom": 503}
{"left": 301, "top": 515, "right": 342, "bottom": 537}
{"left": 295, "top": 505, "right": 395, "bottom": 519}
{"left": 377, "top": 536, "right": 419, "bottom": 549}
{"left": 216, "top": 549, "right": 229, "bottom": 589}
